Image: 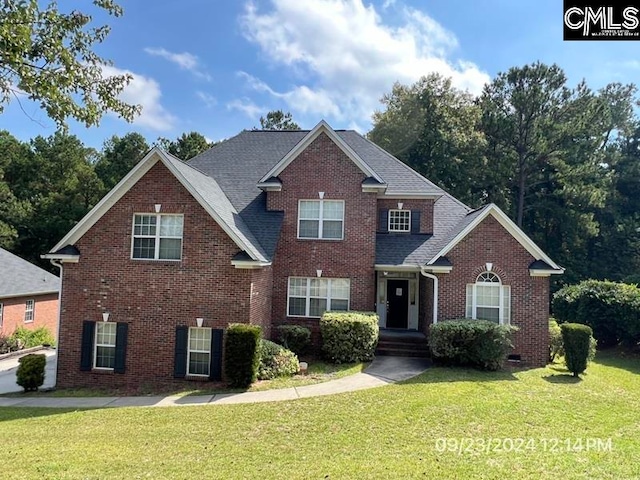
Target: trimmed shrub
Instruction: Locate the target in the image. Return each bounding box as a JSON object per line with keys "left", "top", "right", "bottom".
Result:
{"left": 258, "top": 339, "right": 299, "bottom": 380}
{"left": 11, "top": 327, "right": 55, "bottom": 348}
{"left": 320, "top": 311, "right": 379, "bottom": 364}
{"left": 429, "top": 319, "right": 517, "bottom": 371}
{"left": 549, "top": 318, "right": 564, "bottom": 362}
{"left": 550, "top": 318, "right": 596, "bottom": 364}
{"left": 16, "top": 354, "right": 46, "bottom": 391}
{"left": 553, "top": 280, "right": 640, "bottom": 347}
{"left": 561, "top": 323, "right": 593, "bottom": 377}
{"left": 276, "top": 325, "right": 311, "bottom": 356}
{"left": 223, "top": 324, "right": 261, "bottom": 388}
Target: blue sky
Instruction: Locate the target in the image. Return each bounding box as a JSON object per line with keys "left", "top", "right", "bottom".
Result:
{"left": 2, "top": 0, "right": 639, "bottom": 149}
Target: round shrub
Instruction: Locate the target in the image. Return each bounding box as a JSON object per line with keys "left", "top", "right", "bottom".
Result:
{"left": 276, "top": 325, "right": 311, "bottom": 356}
{"left": 561, "top": 323, "right": 593, "bottom": 377}
{"left": 258, "top": 339, "right": 299, "bottom": 380}
{"left": 320, "top": 312, "right": 379, "bottom": 364}
{"left": 16, "top": 354, "right": 46, "bottom": 391}
{"left": 223, "top": 324, "right": 261, "bottom": 388}
{"left": 428, "top": 319, "right": 517, "bottom": 370}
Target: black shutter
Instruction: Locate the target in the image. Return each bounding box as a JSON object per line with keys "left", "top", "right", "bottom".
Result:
{"left": 114, "top": 322, "right": 128, "bottom": 374}
{"left": 209, "top": 328, "right": 224, "bottom": 381}
{"left": 174, "top": 326, "right": 188, "bottom": 378}
{"left": 80, "top": 321, "right": 95, "bottom": 371}
{"left": 379, "top": 208, "right": 389, "bottom": 233}
{"left": 411, "top": 210, "right": 421, "bottom": 233}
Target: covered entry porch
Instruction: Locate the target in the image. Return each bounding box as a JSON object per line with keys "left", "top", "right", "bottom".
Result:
{"left": 375, "top": 267, "right": 425, "bottom": 330}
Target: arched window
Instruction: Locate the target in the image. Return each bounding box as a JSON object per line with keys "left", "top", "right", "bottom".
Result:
{"left": 466, "top": 272, "right": 510, "bottom": 324}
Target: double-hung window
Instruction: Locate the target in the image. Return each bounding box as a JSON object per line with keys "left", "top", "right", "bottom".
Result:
{"left": 188, "top": 327, "right": 211, "bottom": 376}
{"left": 132, "top": 214, "right": 183, "bottom": 260}
{"left": 288, "top": 277, "right": 350, "bottom": 317}
{"left": 466, "top": 272, "right": 510, "bottom": 324}
{"left": 24, "top": 299, "right": 34, "bottom": 323}
{"left": 94, "top": 322, "right": 117, "bottom": 369}
{"left": 298, "top": 200, "right": 344, "bottom": 239}
{"left": 388, "top": 209, "right": 411, "bottom": 232}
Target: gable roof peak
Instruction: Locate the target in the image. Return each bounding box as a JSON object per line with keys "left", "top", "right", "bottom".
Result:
{"left": 258, "top": 120, "right": 385, "bottom": 184}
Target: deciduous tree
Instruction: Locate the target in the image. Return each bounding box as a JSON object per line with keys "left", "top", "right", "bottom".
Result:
{"left": 0, "top": 0, "right": 139, "bottom": 128}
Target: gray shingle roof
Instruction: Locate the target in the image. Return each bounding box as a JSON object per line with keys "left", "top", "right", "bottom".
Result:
{"left": 0, "top": 248, "right": 60, "bottom": 299}
{"left": 188, "top": 129, "right": 472, "bottom": 264}
{"left": 375, "top": 203, "right": 485, "bottom": 265}
{"left": 164, "top": 152, "right": 273, "bottom": 262}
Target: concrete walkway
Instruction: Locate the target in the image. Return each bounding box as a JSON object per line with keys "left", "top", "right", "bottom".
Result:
{"left": 0, "top": 356, "right": 430, "bottom": 409}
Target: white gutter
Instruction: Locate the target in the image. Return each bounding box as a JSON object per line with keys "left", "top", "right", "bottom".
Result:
{"left": 419, "top": 268, "right": 438, "bottom": 324}
{"left": 47, "top": 259, "right": 63, "bottom": 389}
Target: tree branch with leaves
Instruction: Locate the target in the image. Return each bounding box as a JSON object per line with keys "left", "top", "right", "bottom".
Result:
{"left": 0, "top": 0, "right": 139, "bottom": 128}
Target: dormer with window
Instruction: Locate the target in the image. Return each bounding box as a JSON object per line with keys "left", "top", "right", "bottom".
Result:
{"left": 377, "top": 200, "right": 433, "bottom": 234}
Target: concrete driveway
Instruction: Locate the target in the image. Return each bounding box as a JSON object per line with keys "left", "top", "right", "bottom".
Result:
{"left": 0, "top": 349, "right": 56, "bottom": 394}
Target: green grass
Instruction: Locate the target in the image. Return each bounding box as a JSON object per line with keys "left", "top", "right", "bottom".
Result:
{"left": 0, "top": 352, "right": 638, "bottom": 479}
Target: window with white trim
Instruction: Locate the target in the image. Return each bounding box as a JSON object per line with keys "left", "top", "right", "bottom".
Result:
{"left": 388, "top": 209, "right": 411, "bottom": 232}
{"left": 188, "top": 327, "right": 211, "bottom": 376}
{"left": 132, "top": 214, "right": 183, "bottom": 260}
{"left": 0, "top": 303, "right": 3, "bottom": 328}
{"left": 288, "top": 277, "right": 350, "bottom": 317}
{"left": 466, "top": 272, "right": 510, "bottom": 324}
{"left": 298, "top": 200, "right": 344, "bottom": 239}
{"left": 24, "top": 299, "right": 34, "bottom": 323}
{"left": 94, "top": 322, "right": 117, "bottom": 369}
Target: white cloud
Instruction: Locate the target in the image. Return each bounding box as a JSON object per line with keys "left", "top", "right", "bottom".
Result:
{"left": 101, "top": 64, "right": 176, "bottom": 131}
{"left": 196, "top": 91, "right": 217, "bottom": 108}
{"left": 237, "top": 71, "right": 341, "bottom": 117}
{"left": 144, "top": 47, "right": 212, "bottom": 81}
{"left": 227, "top": 98, "right": 264, "bottom": 118}
{"left": 239, "top": 0, "right": 489, "bottom": 127}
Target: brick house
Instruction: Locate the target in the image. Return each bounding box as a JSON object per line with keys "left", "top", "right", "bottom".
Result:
{"left": 0, "top": 248, "right": 59, "bottom": 338}
{"left": 44, "top": 121, "right": 562, "bottom": 389}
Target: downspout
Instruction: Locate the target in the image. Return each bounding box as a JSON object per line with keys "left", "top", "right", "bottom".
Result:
{"left": 419, "top": 268, "right": 438, "bottom": 324}
{"left": 48, "top": 259, "right": 63, "bottom": 389}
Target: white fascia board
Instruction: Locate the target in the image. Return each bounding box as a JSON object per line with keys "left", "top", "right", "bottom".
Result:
{"left": 41, "top": 253, "right": 79, "bottom": 263}
{"left": 0, "top": 290, "right": 59, "bottom": 300}
{"left": 380, "top": 193, "right": 442, "bottom": 200}
{"left": 427, "top": 204, "right": 562, "bottom": 271}
{"left": 374, "top": 264, "right": 421, "bottom": 272}
{"left": 257, "top": 183, "right": 282, "bottom": 191}
{"left": 258, "top": 120, "right": 384, "bottom": 184}
{"left": 529, "top": 269, "right": 564, "bottom": 277}
{"left": 231, "top": 260, "right": 272, "bottom": 269}
{"left": 422, "top": 266, "right": 453, "bottom": 274}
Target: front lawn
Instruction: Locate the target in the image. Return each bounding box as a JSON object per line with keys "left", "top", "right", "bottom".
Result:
{"left": 0, "top": 352, "right": 637, "bottom": 479}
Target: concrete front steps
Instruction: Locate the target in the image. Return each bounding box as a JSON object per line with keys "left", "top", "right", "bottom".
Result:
{"left": 376, "top": 329, "right": 430, "bottom": 358}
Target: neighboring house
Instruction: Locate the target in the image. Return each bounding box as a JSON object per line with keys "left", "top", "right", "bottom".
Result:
{"left": 0, "top": 248, "right": 60, "bottom": 337}
{"left": 44, "top": 121, "right": 563, "bottom": 390}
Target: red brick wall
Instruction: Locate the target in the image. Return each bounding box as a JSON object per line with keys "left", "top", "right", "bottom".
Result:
{"left": 57, "top": 160, "right": 256, "bottom": 389}
{"left": 249, "top": 266, "right": 273, "bottom": 338}
{"left": 436, "top": 215, "right": 550, "bottom": 366}
{"left": 269, "top": 132, "right": 378, "bottom": 340}
{"left": 376, "top": 199, "right": 434, "bottom": 234}
{"left": 0, "top": 293, "right": 58, "bottom": 337}
{"left": 419, "top": 275, "right": 433, "bottom": 335}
